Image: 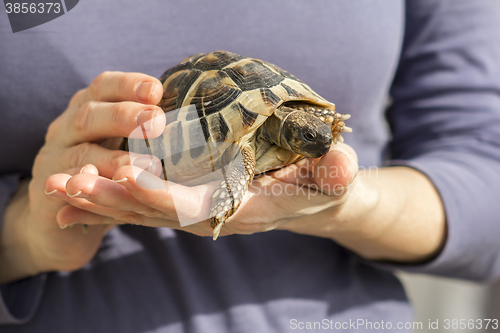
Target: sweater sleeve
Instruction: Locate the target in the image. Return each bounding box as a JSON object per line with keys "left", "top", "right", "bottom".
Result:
{"left": 384, "top": 0, "right": 500, "bottom": 281}
{"left": 0, "top": 174, "right": 47, "bottom": 324}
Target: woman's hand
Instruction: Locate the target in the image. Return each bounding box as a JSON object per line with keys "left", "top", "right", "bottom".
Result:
{"left": 43, "top": 142, "right": 359, "bottom": 239}
{"left": 48, "top": 137, "right": 446, "bottom": 264}
{"left": 224, "top": 143, "right": 359, "bottom": 234}
{"left": 0, "top": 71, "right": 166, "bottom": 284}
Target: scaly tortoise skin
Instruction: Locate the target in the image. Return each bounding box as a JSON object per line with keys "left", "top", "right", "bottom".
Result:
{"left": 123, "top": 51, "right": 351, "bottom": 240}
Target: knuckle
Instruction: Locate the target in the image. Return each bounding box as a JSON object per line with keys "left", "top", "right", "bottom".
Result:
{"left": 69, "top": 142, "right": 94, "bottom": 168}
{"left": 116, "top": 74, "right": 134, "bottom": 100}
{"left": 73, "top": 101, "right": 94, "bottom": 138}
{"left": 32, "top": 149, "right": 49, "bottom": 178}
{"left": 114, "top": 211, "right": 144, "bottom": 225}
{"left": 45, "top": 118, "right": 61, "bottom": 142}
{"left": 69, "top": 88, "right": 87, "bottom": 107}
{"left": 108, "top": 150, "right": 131, "bottom": 170}
{"left": 109, "top": 103, "right": 129, "bottom": 132}
{"left": 88, "top": 71, "right": 110, "bottom": 100}
{"left": 136, "top": 206, "right": 164, "bottom": 219}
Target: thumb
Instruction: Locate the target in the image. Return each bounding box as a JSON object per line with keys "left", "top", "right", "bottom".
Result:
{"left": 311, "top": 143, "right": 358, "bottom": 194}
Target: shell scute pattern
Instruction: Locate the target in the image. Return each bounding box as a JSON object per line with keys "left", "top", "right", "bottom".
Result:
{"left": 159, "top": 69, "right": 202, "bottom": 113}
{"left": 192, "top": 51, "right": 245, "bottom": 71}
{"left": 221, "top": 59, "right": 284, "bottom": 91}
{"left": 187, "top": 71, "right": 241, "bottom": 118}
{"left": 260, "top": 59, "right": 303, "bottom": 83}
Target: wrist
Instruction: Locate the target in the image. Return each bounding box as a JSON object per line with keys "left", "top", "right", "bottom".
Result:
{"left": 0, "top": 183, "right": 41, "bottom": 284}
{"left": 331, "top": 167, "right": 446, "bottom": 262}
{"left": 279, "top": 176, "right": 381, "bottom": 239}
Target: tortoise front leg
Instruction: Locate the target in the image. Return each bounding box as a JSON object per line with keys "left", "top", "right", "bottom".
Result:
{"left": 210, "top": 144, "right": 256, "bottom": 240}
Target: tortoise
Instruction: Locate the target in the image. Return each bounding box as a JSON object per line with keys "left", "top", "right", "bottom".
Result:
{"left": 123, "top": 51, "right": 351, "bottom": 240}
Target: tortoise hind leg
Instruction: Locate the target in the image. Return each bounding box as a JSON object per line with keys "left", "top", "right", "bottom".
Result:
{"left": 210, "top": 144, "right": 256, "bottom": 240}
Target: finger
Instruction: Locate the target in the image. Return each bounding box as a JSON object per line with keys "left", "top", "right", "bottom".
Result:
{"left": 271, "top": 143, "right": 358, "bottom": 192}
{"left": 45, "top": 147, "right": 162, "bottom": 202}
{"left": 231, "top": 175, "right": 337, "bottom": 224}
{"left": 44, "top": 173, "right": 72, "bottom": 200}
{"left": 64, "top": 173, "right": 170, "bottom": 219}
{"left": 47, "top": 172, "right": 168, "bottom": 227}
{"left": 45, "top": 148, "right": 163, "bottom": 193}
{"left": 62, "top": 144, "right": 163, "bottom": 179}
{"left": 68, "top": 88, "right": 88, "bottom": 109}
{"left": 66, "top": 164, "right": 100, "bottom": 176}
{"left": 112, "top": 165, "right": 218, "bottom": 223}
{"left": 56, "top": 205, "right": 216, "bottom": 238}
{"left": 313, "top": 144, "right": 358, "bottom": 190}
{"left": 56, "top": 217, "right": 111, "bottom": 237}
{"left": 62, "top": 101, "right": 166, "bottom": 146}
{"left": 85, "top": 72, "right": 163, "bottom": 104}
{"left": 56, "top": 204, "right": 178, "bottom": 229}
{"left": 221, "top": 216, "right": 279, "bottom": 236}
{"left": 44, "top": 164, "right": 99, "bottom": 199}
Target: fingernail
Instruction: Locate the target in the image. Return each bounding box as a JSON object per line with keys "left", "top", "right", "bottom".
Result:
{"left": 136, "top": 110, "right": 157, "bottom": 133}
{"left": 67, "top": 190, "right": 90, "bottom": 199}
{"left": 60, "top": 222, "right": 78, "bottom": 229}
{"left": 348, "top": 157, "right": 358, "bottom": 183}
{"left": 45, "top": 189, "right": 67, "bottom": 199}
{"left": 113, "top": 177, "right": 134, "bottom": 191}
{"left": 348, "top": 162, "right": 357, "bottom": 184}
{"left": 350, "top": 168, "right": 357, "bottom": 184}
{"left": 136, "top": 82, "right": 156, "bottom": 102}
{"left": 79, "top": 166, "right": 87, "bottom": 174}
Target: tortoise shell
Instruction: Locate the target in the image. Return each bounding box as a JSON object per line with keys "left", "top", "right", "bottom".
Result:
{"left": 149, "top": 51, "right": 337, "bottom": 183}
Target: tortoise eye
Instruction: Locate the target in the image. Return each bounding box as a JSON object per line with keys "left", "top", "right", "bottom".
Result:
{"left": 303, "top": 131, "right": 316, "bottom": 141}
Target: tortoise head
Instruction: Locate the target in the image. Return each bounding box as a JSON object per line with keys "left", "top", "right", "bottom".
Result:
{"left": 281, "top": 111, "right": 333, "bottom": 158}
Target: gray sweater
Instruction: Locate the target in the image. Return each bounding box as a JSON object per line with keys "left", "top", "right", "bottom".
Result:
{"left": 1, "top": 0, "right": 500, "bottom": 332}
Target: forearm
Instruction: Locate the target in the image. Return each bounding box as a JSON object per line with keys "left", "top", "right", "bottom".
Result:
{"left": 282, "top": 166, "right": 447, "bottom": 263}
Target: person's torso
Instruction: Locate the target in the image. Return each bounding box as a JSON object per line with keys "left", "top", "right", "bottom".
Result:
{"left": 0, "top": 1, "right": 412, "bottom": 332}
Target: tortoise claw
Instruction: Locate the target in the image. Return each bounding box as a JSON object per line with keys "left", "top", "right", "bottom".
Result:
{"left": 209, "top": 187, "right": 243, "bottom": 240}
{"left": 212, "top": 222, "right": 224, "bottom": 241}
